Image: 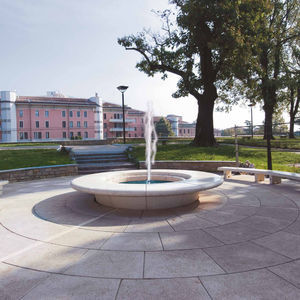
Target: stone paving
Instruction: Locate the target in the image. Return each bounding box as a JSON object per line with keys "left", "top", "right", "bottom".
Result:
{"left": 0, "top": 175, "right": 300, "bottom": 299}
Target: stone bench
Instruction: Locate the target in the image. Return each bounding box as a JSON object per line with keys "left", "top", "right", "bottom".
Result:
{"left": 0, "top": 180, "right": 9, "bottom": 196}
{"left": 217, "top": 167, "right": 300, "bottom": 184}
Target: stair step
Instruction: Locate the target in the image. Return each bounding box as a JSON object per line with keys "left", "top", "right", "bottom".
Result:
{"left": 78, "top": 167, "right": 137, "bottom": 175}
{"left": 78, "top": 162, "right": 135, "bottom": 170}
{"left": 75, "top": 157, "right": 128, "bottom": 164}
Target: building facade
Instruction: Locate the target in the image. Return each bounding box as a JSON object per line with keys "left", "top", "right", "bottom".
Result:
{"left": 103, "top": 102, "right": 145, "bottom": 139}
{"left": 0, "top": 91, "right": 103, "bottom": 142}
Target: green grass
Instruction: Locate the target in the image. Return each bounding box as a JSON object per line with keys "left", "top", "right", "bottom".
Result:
{"left": 132, "top": 144, "right": 300, "bottom": 173}
{"left": 0, "top": 149, "right": 73, "bottom": 170}
{"left": 0, "top": 142, "right": 60, "bottom": 147}
{"left": 217, "top": 136, "right": 300, "bottom": 149}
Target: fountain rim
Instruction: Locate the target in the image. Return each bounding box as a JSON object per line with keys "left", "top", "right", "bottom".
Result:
{"left": 71, "top": 169, "right": 223, "bottom": 197}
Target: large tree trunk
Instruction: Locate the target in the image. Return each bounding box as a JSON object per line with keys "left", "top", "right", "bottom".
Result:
{"left": 192, "top": 94, "right": 217, "bottom": 146}
{"left": 264, "top": 107, "right": 273, "bottom": 170}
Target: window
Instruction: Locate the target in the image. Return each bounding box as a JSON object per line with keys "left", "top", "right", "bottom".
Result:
{"left": 62, "top": 110, "right": 66, "bottom": 117}
{"left": 77, "top": 121, "right": 80, "bottom": 128}
{"left": 24, "top": 132, "right": 28, "bottom": 139}
{"left": 104, "top": 113, "right": 106, "bottom": 119}
{"left": 20, "top": 132, "right": 24, "bottom": 140}
{"left": 45, "top": 121, "right": 49, "bottom": 128}
{"left": 135, "top": 133, "right": 137, "bottom": 137}
{"left": 142, "top": 118, "right": 144, "bottom": 123}
{"left": 179, "top": 129, "right": 182, "bottom": 134}
{"left": 84, "top": 121, "right": 88, "bottom": 128}
{"left": 34, "top": 132, "right": 42, "bottom": 139}
{"left": 134, "top": 127, "right": 137, "bottom": 131}
{"left": 188, "top": 129, "right": 190, "bottom": 134}
{"left": 77, "top": 132, "right": 81, "bottom": 137}
{"left": 70, "top": 132, "right": 74, "bottom": 138}
{"left": 84, "top": 111, "right": 87, "bottom": 118}
{"left": 69, "top": 111, "right": 73, "bottom": 117}
{"left": 84, "top": 132, "right": 88, "bottom": 138}
{"left": 19, "top": 121, "right": 23, "bottom": 128}
{"left": 69, "top": 121, "right": 73, "bottom": 128}
{"left": 128, "top": 134, "right": 131, "bottom": 137}
{"left": 62, "top": 121, "right": 66, "bottom": 128}
{"left": 19, "top": 110, "right": 23, "bottom": 117}
{"left": 63, "top": 132, "right": 67, "bottom": 138}
{"left": 35, "top": 110, "right": 39, "bottom": 117}
{"left": 36, "top": 121, "right": 39, "bottom": 128}
{"left": 104, "top": 123, "right": 107, "bottom": 129}
{"left": 45, "top": 132, "right": 50, "bottom": 139}
{"left": 141, "top": 133, "right": 144, "bottom": 137}
{"left": 45, "top": 111, "right": 49, "bottom": 117}
{"left": 183, "top": 129, "right": 185, "bottom": 134}
{"left": 77, "top": 111, "right": 80, "bottom": 117}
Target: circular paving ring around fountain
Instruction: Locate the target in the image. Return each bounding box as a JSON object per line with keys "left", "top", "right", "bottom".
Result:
{"left": 71, "top": 169, "right": 223, "bottom": 210}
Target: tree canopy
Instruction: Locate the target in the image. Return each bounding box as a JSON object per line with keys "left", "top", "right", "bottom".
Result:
{"left": 118, "top": 0, "right": 270, "bottom": 146}
{"left": 155, "top": 117, "right": 174, "bottom": 137}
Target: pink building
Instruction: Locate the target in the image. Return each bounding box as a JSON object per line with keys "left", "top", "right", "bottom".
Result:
{"left": 103, "top": 102, "right": 145, "bottom": 139}
{"left": 0, "top": 91, "right": 103, "bottom": 142}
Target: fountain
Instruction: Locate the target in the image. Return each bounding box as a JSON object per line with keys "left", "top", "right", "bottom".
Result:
{"left": 71, "top": 101, "right": 223, "bottom": 210}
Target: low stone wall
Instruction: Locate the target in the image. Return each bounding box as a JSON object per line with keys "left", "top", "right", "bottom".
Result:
{"left": 0, "top": 164, "right": 78, "bottom": 182}
{"left": 139, "top": 161, "right": 236, "bottom": 172}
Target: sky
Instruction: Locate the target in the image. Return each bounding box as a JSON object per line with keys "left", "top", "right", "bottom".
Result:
{"left": 0, "top": 0, "right": 268, "bottom": 129}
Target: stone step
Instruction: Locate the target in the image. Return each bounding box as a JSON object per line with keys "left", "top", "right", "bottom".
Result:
{"left": 73, "top": 152, "right": 126, "bottom": 158}
{"left": 77, "top": 162, "right": 136, "bottom": 171}
{"left": 78, "top": 167, "right": 137, "bottom": 175}
{"left": 75, "top": 157, "right": 128, "bottom": 164}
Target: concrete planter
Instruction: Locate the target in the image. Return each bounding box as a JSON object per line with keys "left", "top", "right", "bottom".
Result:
{"left": 139, "top": 160, "right": 236, "bottom": 172}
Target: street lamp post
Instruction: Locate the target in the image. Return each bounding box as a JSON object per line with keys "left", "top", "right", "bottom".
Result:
{"left": 248, "top": 103, "right": 255, "bottom": 139}
{"left": 117, "top": 85, "right": 128, "bottom": 144}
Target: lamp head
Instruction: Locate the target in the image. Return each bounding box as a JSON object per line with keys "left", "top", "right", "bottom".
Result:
{"left": 117, "top": 85, "right": 128, "bottom": 93}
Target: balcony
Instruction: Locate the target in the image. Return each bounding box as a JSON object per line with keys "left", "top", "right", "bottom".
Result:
{"left": 110, "top": 128, "right": 135, "bottom": 132}
{"left": 109, "top": 119, "right": 135, "bottom": 123}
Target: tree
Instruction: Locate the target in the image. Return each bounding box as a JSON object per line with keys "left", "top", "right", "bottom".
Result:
{"left": 281, "top": 43, "right": 300, "bottom": 138}
{"left": 118, "top": 0, "right": 269, "bottom": 146}
{"left": 242, "top": 0, "right": 299, "bottom": 169}
{"left": 155, "top": 117, "right": 174, "bottom": 137}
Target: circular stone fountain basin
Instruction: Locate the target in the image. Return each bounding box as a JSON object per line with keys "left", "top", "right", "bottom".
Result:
{"left": 71, "top": 169, "right": 223, "bottom": 210}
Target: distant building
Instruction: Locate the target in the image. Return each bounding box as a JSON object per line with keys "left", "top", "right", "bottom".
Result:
{"left": 103, "top": 102, "right": 145, "bottom": 139}
{"left": 0, "top": 91, "right": 103, "bottom": 142}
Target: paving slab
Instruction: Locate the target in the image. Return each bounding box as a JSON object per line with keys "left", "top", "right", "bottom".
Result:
{"left": 64, "top": 250, "right": 144, "bottom": 278}
{"left": 160, "top": 229, "right": 223, "bottom": 250}
{"left": 201, "top": 269, "right": 300, "bottom": 300}
{"left": 144, "top": 249, "right": 224, "bottom": 278}
{"left": 167, "top": 214, "right": 216, "bottom": 231}
{"left": 203, "top": 222, "right": 267, "bottom": 244}
{"left": 253, "top": 231, "right": 300, "bottom": 259}
{"left": 0, "top": 263, "right": 49, "bottom": 300}
{"left": 50, "top": 229, "right": 113, "bottom": 249}
{"left": 269, "top": 260, "right": 300, "bottom": 288}
{"left": 125, "top": 219, "right": 174, "bottom": 233}
{"left": 203, "top": 241, "right": 290, "bottom": 273}
{"left": 101, "top": 232, "right": 163, "bottom": 251}
{"left": 117, "top": 278, "right": 210, "bottom": 300}
{"left": 237, "top": 215, "right": 293, "bottom": 233}
{"left": 23, "top": 274, "right": 120, "bottom": 300}
{"left": 4, "top": 243, "right": 87, "bottom": 273}
{"left": 283, "top": 219, "right": 300, "bottom": 236}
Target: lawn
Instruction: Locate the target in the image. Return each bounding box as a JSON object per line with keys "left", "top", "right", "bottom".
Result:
{"left": 0, "top": 142, "right": 60, "bottom": 147}
{"left": 0, "top": 149, "right": 73, "bottom": 170}
{"left": 131, "top": 144, "right": 300, "bottom": 173}
{"left": 217, "top": 136, "right": 300, "bottom": 149}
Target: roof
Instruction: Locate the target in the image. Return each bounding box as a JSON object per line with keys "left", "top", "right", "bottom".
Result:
{"left": 16, "top": 96, "right": 96, "bottom": 107}
{"left": 103, "top": 102, "right": 145, "bottom": 114}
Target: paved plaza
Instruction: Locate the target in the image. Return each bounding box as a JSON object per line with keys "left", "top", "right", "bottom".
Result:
{"left": 0, "top": 175, "right": 300, "bottom": 299}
